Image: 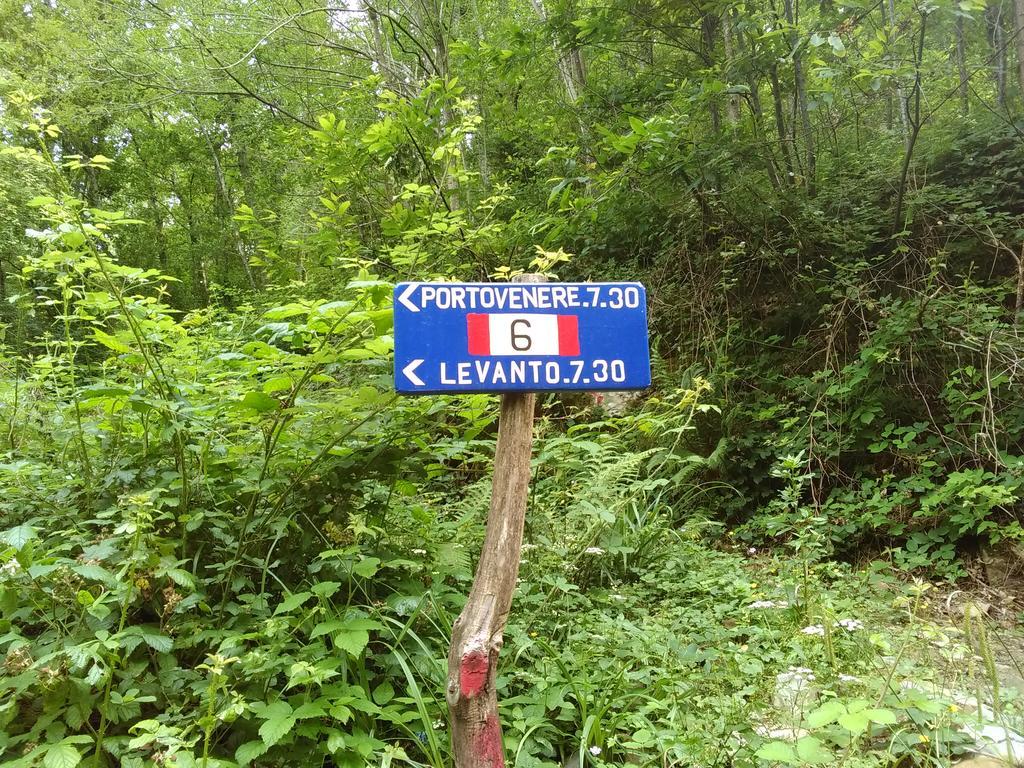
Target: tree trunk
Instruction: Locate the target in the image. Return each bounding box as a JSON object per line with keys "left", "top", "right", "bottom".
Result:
{"left": 892, "top": 11, "right": 928, "bottom": 235}
{"left": 702, "top": 12, "right": 722, "bottom": 133}
{"left": 769, "top": 62, "right": 795, "bottom": 184}
{"left": 783, "top": 0, "right": 815, "bottom": 195}
{"left": 529, "top": 0, "right": 592, "bottom": 165}
{"left": 884, "top": 0, "right": 910, "bottom": 137}
{"left": 737, "top": 20, "right": 764, "bottom": 122}
{"left": 447, "top": 279, "right": 541, "bottom": 768}
{"left": 130, "top": 133, "right": 169, "bottom": 272}
{"left": 1015, "top": 0, "right": 1024, "bottom": 106}
{"left": 530, "top": 0, "right": 584, "bottom": 102}
{"left": 987, "top": 3, "right": 1008, "bottom": 108}
{"left": 361, "top": 1, "right": 410, "bottom": 95}
{"left": 723, "top": 9, "right": 741, "bottom": 124}
{"left": 181, "top": 177, "right": 210, "bottom": 307}
{"left": 469, "top": 0, "right": 491, "bottom": 189}
{"left": 1016, "top": 243, "right": 1024, "bottom": 321}
{"left": 203, "top": 132, "right": 257, "bottom": 292}
{"left": 235, "top": 141, "right": 260, "bottom": 216}
{"left": 956, "top": 14, "right": 969, "bottom": 115}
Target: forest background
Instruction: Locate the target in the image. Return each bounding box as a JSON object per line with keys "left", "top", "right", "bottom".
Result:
{"left": 2, "top": 0, "right": 1024, "bottom": 765}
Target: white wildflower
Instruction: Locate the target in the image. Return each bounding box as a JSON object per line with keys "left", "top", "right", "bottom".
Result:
{"left": 749, "top": 600, "right": 777, "bottom": 609}
{"left": 584, "top": 547, "right": 605, "bottom": 555}
{"left": 411, "top": 548, "right": 426, "bottom": 555}
{"left": 589, "top": 746, "right": 602, "bottom": 756}
{"left": 609, "top": 594, "right": 627, "bottom": 602}
{"left": 838, "top": 674, "right": 860, "bottom": 683}
{"left": 0, "top": 559, "right": 20, "bottom": 577}
{"left": 835, "top": 618, "right": 863, "bottom": 632}
{"left": 800, "top": 624, "right": 825, "bottom": 636}
{"left": 747, "top": 547, "right": 758, "bottom": 555}
{"left": 787, "top": 666, "right": 816, "bottom": 681}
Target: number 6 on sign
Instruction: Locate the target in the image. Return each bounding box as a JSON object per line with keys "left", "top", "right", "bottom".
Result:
{"left": 510, "top": 319, "right": 531, "bottom": 352}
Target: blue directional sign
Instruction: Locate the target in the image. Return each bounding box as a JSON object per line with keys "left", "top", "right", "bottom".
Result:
{"left": 393, "top": 282, "right": 651, "bottom": 394}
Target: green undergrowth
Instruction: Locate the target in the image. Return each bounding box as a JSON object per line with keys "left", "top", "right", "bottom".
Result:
{"left": 2, "top": 101, "right": 1023, "bottom": 768}
{"left": 3, "top": 341, "right": 1020, "bottom": 768}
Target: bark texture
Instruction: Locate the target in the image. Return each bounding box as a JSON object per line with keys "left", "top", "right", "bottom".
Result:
{"left": 955, "top": 14, "right": 969, "bottom": 116}
{"left": 987, "top": 3, "right": 1008, "bottom": 108}
{"left": 530, "top": 0, "right": 585, "bottom": 102}
{"left": 447, "top": 277, "right": 541, "bottom": 768}
{"left": 1016, "top": 0, "right": 1024, "bottom": 105}
{"left": 783, "top": 0, "right": 815, "bottom": 196}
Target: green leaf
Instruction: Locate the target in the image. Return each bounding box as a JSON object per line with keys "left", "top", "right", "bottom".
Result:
{"left": 346, "top": 729, "right": 383, "bottom": 757}
{"left": 352, "top": 557, "right": 380, "bottom": 578}
{"left": 864, "top": 708, "right": 897, "bottom": 725}
{"left": 239, "top": 391, "right": 280, "bottom": 413}
{"left": 310, "top": 619, "right": 348, "bottom": 639}
{"left": 334, "top": 628, "right": 370, "bottom": 657}
{"left": 43, "top": 743, "right": 81, "bottom": 768}
{"left": 755, "top": 742, "right": 797, "bottom": 764}
{"left": 795, "top": 736, "right": 834, "bottom": 764}
{"left": 311, "top": 580, "right": 340, "bottom": 598}
{"left": 326, "top": 731, "right": 347, "bottom": 753}
{"left": 93, "top": 329, "right": 132, "bottom": 354}
{"left": 235, "top": 741, "right": 268, "bottom": 766}
{"left": 372, "top": 681, "right": 395, "bottom": 705}
{"left": 139, "top": 627, "right": 173, "bottom": 653}
{"left": 264, "top": 303, "right": 310, "bottom": 320}
{"left": 345, "top": 618, "right": 383, "bottom": 631}
{"left": 258, "top": 701, "right": 295, "bottom": 746}
{"left": 164, "top": 568, "right": 195, "bottom": 589}
{"left": 293, "top": 701, "right": 327, "bottom": 719}
{"left": 72, "top": 564, "right": 118, "bottom": 588}
{"left": 837, "top": 711, "right": 871, "bottom": 734}
{"left": 1, "top": 524, "right": 36, "bottom": 550}
{"left": 263, "top": 376, "right": 293, "bottom": 394}
{"left": 805, "top": 699, "right": 845, "bottom": 728}
{"left": 275, "top": 591, "right": 313, "bottom": 615}
{"left": 62, "top": 230, "right": 86, "bottom": 249}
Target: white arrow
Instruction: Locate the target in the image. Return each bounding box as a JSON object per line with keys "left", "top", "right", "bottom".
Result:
{"left": 402, "top": 359, "right": 425, "bottom": 387}
{"left": 397, "top": 284, "right": 419, "bottom": 312}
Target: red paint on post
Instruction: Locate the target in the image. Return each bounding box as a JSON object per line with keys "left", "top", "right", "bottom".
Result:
{"left": 475, "top": 714, "right": 505, "bottom": 768}
{"left": 459, "top": 650, "right": 489, "bottom": 697}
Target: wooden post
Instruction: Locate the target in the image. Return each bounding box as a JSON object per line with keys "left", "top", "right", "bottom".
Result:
{"left": 446, "top": 275, "right": 543, "bottom": 768}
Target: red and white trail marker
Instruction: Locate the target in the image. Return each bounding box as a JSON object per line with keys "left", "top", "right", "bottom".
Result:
{"left": 466, "top": 313, "right": 580, "bottom": 357}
